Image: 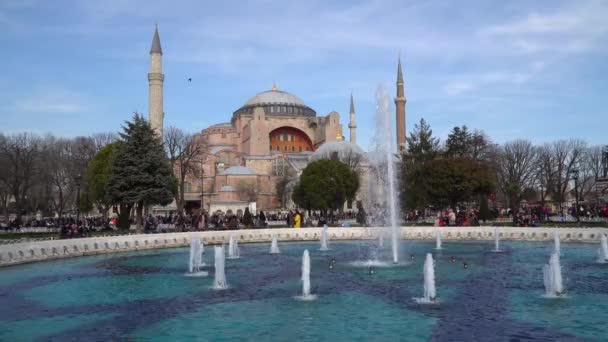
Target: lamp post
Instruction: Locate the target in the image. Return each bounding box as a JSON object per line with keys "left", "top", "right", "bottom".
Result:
{"left": 539, "top": 184, "right": 545, "bottom": 223}
{"left": 200, "top": 159, "right": 204, "bottom": 214}
{"left": 75, "top": 174, "right": 82, "bottom": 225}
{"left": 571, "top": 168, "right": 580, "bottom": 223}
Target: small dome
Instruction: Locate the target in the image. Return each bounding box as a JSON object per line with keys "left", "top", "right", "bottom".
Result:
{"left": 244, "top": 90, "right": 306, "bottom": 107}
{"left": 311, "top": 140, "right": 365, "bottom": 162}
{"left": 220, "top": 185, "right": 236, "bottom": 192}
{"left": 221, "top": 166, "right": 255, "bottom": 175}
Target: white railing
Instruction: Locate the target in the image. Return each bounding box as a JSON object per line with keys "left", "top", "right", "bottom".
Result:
{"left": 1, "top": 226, "right": 607, "bottom": 267}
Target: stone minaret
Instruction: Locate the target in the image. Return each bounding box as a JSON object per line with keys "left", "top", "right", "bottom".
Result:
{"left": 348, "top": 93, "right": 357, "bottom": 144}
{"left": 395, "top": 56, "right": 406, "bottom": 152}
{"left": 148, "top": 25, "right": 164, "bottom": 136}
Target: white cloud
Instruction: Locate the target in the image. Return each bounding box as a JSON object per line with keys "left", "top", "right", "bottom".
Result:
{"left": 479, "top": 0, "right": 608, "bottom": 54}
{"left": 444, "top": 82, "right": 474, "bottom": 96}
{"left": 443, "top": 61, "right": 546, "bottom": 96}
{"left": 14, "top": 87, "right": 88, "bottom": 114}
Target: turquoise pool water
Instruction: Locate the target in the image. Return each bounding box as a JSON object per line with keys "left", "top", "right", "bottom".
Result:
{"left": 1, "top": 240, "right": 607, "bottom": 341}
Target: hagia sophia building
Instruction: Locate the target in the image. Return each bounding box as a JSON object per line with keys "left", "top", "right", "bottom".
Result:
{"left": 147, "top": 26, "right": 406, "bottom": 214}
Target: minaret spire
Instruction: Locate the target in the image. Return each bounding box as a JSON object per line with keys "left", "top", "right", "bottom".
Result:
{"left": 395, "top": 54, "right": 406, "bottom": 152}
{"left": 348, "top": 92, "right": 357, "bottom": 144}
{"left": 148, "top": 25, "right": 165, "bottom": 136}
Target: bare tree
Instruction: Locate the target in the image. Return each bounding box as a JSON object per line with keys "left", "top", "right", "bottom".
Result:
{"left": 0, "top": 133, "right": 41, "bottom": 222}
{"left": 496, "top": 139, "right": 538, "bottom": 210}
{"left": 237, "top": 180, "right": 258, "bottom": 203}
{"left": 275, "top": 166, "right": 296, "bottom": 208}
{"left": 43, "top": 137, "right": 73, "bottom": 218}
{"left": 547, "top": 139, "right": 587, "bottom": 209}
{"left": 577, "top": 145, "right": 604, "bottom": 203}
{"left": 92, "top": 132, "right": 118, "bottom": 152}
{"left": 164, "top": 126, "right": 205, "bottom": 215}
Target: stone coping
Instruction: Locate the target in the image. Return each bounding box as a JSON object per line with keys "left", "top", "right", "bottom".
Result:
{"left": 1, "top": 226, "right": 607, "bottom": 268}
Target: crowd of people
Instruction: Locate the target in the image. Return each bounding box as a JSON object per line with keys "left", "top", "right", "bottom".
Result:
{"left": 2, "top": 203, "right": 608, "bottom": 238}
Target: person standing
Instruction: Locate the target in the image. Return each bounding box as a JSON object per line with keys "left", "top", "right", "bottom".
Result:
{"left": 294, "top": 209, "right": 301, "bottom": 228}
{"left": 287, "top": 210, "right": 294, "bottom": 228}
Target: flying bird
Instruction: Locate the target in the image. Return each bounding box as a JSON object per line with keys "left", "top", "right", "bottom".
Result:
{"left": 188, "top": 78, "right": 192, "bottom": 82}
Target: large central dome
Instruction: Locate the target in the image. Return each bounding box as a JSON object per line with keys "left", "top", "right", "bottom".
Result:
{"left": 244, "top": 90, "right": 306, "bottom": 107}
{"left": 233, "top": 85, "right": 316, "bottom": 120}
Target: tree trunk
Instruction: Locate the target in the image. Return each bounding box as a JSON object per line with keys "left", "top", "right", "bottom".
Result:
{"left": 118, "top": 203, "right": 132, "bottom": 230}
{"left": 136, "top": 201, "right": 144, "bottom": 233}
{"left": 178, "top": 175, "right": 185, "bottom": 217}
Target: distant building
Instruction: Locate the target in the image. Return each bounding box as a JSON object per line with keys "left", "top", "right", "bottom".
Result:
{"left": 146, "top": 27, "right": 406, "bottom": 213}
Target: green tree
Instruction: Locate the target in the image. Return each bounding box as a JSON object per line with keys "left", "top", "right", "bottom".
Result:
{"left": 445, "top": 126, "right": 471, "bottom": 158}
{"left": 292, "top": 159, "right": 359, "bottom": 213}
{"left": 423, "top": 157, "right": 495, "bottom": 210}
{"left": 401, "top": 118, "right": 440, "bottom": 211}
{"left": 107, "top": 114, "right": 176, "bottom": 230}
{"left": 86, "top": 142, "right": 120, "bottom": 219}
{"left": 406, "top": 118, "right": 440, "bottom": 160}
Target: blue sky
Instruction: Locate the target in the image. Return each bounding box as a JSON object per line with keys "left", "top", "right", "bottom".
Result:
{"left": 1, "top": 0, "right": 607, "bottom": 150}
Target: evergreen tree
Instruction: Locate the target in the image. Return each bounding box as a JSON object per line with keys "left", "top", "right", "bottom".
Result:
{"left": 406, "top": 118, "right": 440, "bottom": 160}
{"left": 107, "top": 114, "right": 176, "bottom": 230}
{"left": 445, "top": 125, "right": 471, "bottom": 158}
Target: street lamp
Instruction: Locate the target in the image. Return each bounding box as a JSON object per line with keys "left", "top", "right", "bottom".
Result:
{"left": 200, "top": 159, "right": 204, "bottom": 214}
{"left": 539, "top": 184, "right": 545, "bottom": 223}
{"left": 571, "top": 168, "right": 580, "bottom": 223}
{"left": 74, "top": 174, "right": 82, "bottom": 225}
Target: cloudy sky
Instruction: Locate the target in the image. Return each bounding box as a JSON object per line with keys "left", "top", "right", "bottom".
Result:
{"left": 1, "top": 0, "right": 607, "bottom": 149}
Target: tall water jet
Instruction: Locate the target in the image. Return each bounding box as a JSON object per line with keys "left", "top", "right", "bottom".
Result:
{"left": 554, "top": 231, "right": 561, "bottom": 255}
{"left": 598, "top": 234, "right": 608, "bottom": 263}
{"left": 543, "top": 252, "right": 564, "bottom": 297}
{"left": 378, "top": 231, "right": 384, "bottom": 248}
{"left": 493, "top": 227, "right": 501, "bottom": 252}
{"left": 213, "top": 246, "right": 228, "bottom": 290}
{"left": 228, "top": 235, "right": 240, "bottom": 259}
{"left": 435, "top": 230, "right": 442, "bottom": 250}
{"left": 186, "top": 237, "right": 207, "bottom": 276}
{"left": 370, "top": 85, "right": 400, "bottom": 264}
{"left": 320, "top": 225, "right": 329, "bottom": 251}
{"left": 270, "top": 234, "right": 280, "bottom": 254}
{"left": 297, "top": 249, "right": 316, "bottom": 300}
{"left": 414, "top": 253, "right": 437, "bottom": 304}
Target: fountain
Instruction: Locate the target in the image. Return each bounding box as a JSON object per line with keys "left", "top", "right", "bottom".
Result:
{"left": 228, "top": 235, "right": 240, "bottom": 259}
{"left": 213, "top": 246, "right": 228, "bottom": 290}
{"left": 320, "top": 225, "right": 329, "bottom": 251}
{"left": 371, "top": 85, "right": 400, "bottom": 264}
{"left": 598, "top": 234, "right": 608, "bottom": 263}
{"left": 435, "top": 230, "right": 442, "bottom": 250}
{"left": 296, "top": 249, "right": 316, "bottom": 300}
{"left": 543, "top": 251, "right": 564, "bottom": 297}
{"left": 493, "top": 227, "right": 502, "bottom": 252}
{"left": 186, "top": 237, "right": 207, "bottom": 277}
{"left": 554, "top": 231, "right": 561, "bottom": 255}
{"left": 270, "top": 234, "right": 280, "bottom": 254}
{"left": 414, "top": 253, "right": 437, "bottom": 304}
{"left": 378, "top": 230, "right": 384, "bottom": 247}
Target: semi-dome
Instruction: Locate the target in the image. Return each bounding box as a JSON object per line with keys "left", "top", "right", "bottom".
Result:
{"left": 221, "top": 166, "right": 256, "bottom": 175}
{"left": 233, "top": 85, "right": 316, "bottom": 120}
{"left": 311, "top": 140, "right": 365, "bottom": 163}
